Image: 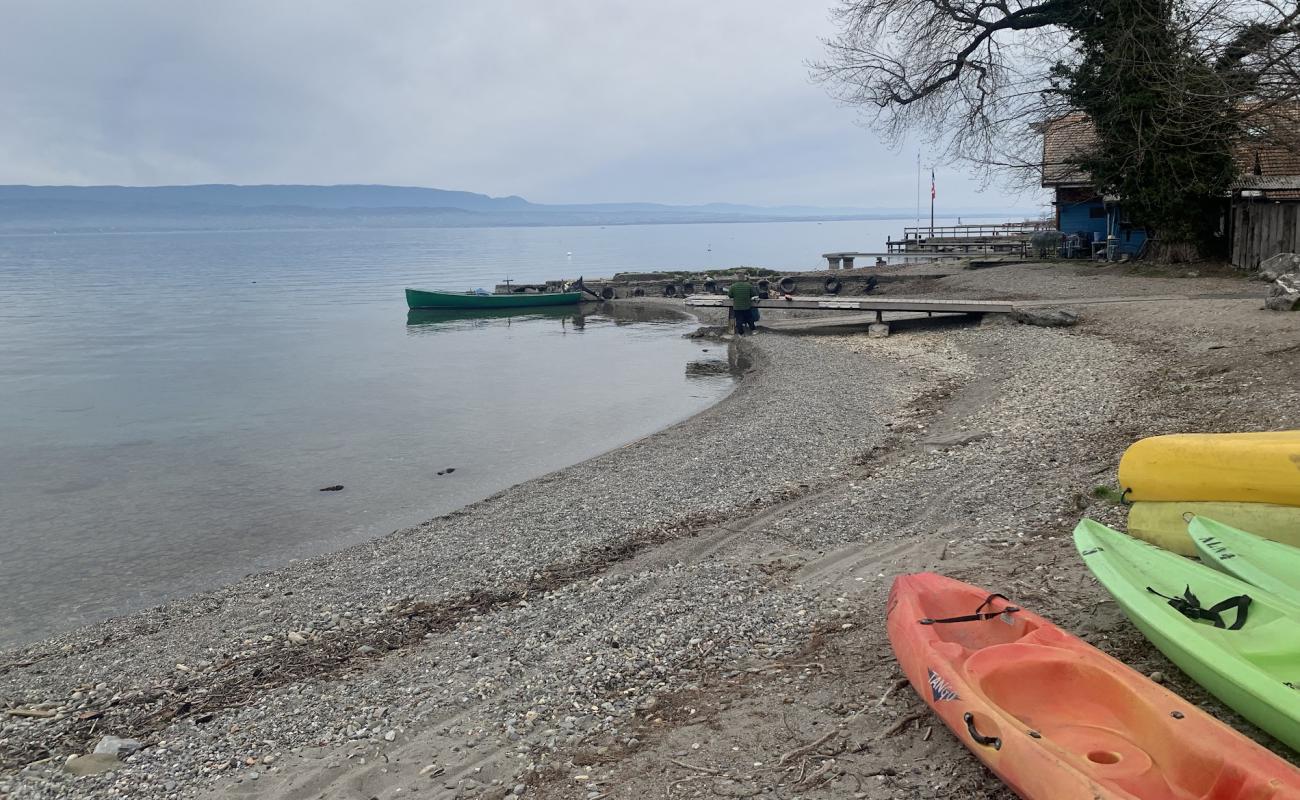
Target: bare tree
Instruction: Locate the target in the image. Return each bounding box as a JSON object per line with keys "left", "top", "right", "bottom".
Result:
{"left": 812, "top": 0, "right": 1300, "bottom": 193}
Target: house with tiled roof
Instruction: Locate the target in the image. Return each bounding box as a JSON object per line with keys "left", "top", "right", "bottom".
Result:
{"left": 1040, "top": 111, "right": 1300, "bottom": 265}
{"left": 1039, "top": 113, "right": 1147, "bottom": 257}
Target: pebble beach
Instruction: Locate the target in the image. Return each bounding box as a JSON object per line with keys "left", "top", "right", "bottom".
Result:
{"left": 4, "top": 261, "right": 1300, "bottom": 800}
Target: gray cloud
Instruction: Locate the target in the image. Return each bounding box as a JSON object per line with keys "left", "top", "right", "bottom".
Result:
{"left": 0, "top": 0, "right": 1036, "bottom": 209}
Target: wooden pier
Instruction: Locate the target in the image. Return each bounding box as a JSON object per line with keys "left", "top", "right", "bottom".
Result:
{"left": 886, "top": 222, "right": 1052, "bottom": 256}
{"left": 685, "top": 295, "right": 1014, "bottom": 314}
{"left": 819, "top": 251, "right": 966, "bottom": 269}
{"left": 685, "top": 294, "right": 1013, "bottom": 335}
{"left": 685, "top": 291, "right": 1200, "bottom": 336}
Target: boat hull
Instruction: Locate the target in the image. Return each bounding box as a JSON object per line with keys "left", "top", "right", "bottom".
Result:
{"left": 1118, "top": 431, "right": 1300, "bottom": 505}
{"left": 1127, "top": 501, "right": 1300, "bottom": 556}
{"left": 405, "top": 288, "right": 584, "bottom": 310}
{"left": 889, "top": 571, "right": 1300, "bottom": 798}
{"left": 1191, "top": 516, "right": 1300, "bottom": 604}
{"left": 1075, "top": 518, "right": 1300, "bottom": 753}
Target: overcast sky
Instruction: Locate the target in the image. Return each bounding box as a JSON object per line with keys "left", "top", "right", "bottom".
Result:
{"left": 0, "top": 1, "right": 1038, "bottom": 210}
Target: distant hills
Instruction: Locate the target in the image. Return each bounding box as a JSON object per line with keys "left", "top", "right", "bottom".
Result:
{"left": 0, "top": 184, "right": 1028, "bottom": 233}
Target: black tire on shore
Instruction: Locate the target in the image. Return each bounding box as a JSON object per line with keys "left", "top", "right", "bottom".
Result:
{"left": 632, "top": 287, "right": 646, "bottom": 297}
{"left": 681, "top": 282, "right": 695, "bottom": 295}
{"left": 779, "top": 277, "right": 797, "bottom": 294}
{"left": 824, "top": 277, "right": 842, "bottom": 294}
{"left": 663, "top": 284, "right": 678, "bottom": 298}
{"left": 757, "top": 279, "right": 770, "bottom": 292}
{"left": 600, "top": 286, "right": 616, "bottom": 300}
{"left": 703, "top": 280, "right": 718, "bottom": 293}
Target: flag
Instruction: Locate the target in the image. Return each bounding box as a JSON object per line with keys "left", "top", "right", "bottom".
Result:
{"left": 930, "top": 169, "right": 936, "bottom": 201}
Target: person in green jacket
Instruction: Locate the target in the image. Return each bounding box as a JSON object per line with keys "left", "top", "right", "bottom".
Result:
{"left": 728, "top": 274, "right": 757, "bottom": 335}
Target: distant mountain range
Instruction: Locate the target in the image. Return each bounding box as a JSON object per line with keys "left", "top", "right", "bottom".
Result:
{"left": 0, "top": 184, "right": 1031, "bottom": 233}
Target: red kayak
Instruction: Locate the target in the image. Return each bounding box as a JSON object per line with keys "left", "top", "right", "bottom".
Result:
{"left": 887, "top": 572, "right": 1300, "bottom": 799}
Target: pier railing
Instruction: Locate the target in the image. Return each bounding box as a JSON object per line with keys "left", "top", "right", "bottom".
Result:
{"left": 896, "top": 221, "right": 1053, "bottom": 241}
{"left": 886, "top": 220, "right": 1051, "bottom": 256}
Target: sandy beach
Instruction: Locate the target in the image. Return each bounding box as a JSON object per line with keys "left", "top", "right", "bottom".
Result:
{"left": 4, "top": 260, "right": 1300, "bottom": 800}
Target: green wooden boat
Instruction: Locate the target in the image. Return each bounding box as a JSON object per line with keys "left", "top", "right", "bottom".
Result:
{"left": 405, "top": 288, "right": 584, "bottom": 310}
{"left": 1074, "top": 518, "right": 1300, "bottom": 751}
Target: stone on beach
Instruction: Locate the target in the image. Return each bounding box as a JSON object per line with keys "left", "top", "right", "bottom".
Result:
{"left": 1265, "top": 271, "right": 1300, "bottom": 311}
{"left": 63, "top": 753, "right": 122, "bottom": 776}
{"left": 1258, "top": 252, "right": 1300, "bottom": 281}
{"left": 92, "top": 735, "right": 143, "bottom": 757}
{"left": 1011, "top": 306, "right": 1080, "bottom": 327}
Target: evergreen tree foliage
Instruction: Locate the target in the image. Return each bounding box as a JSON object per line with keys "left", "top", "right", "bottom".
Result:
{"left": 1057, "top": 0, "right": 1239, "bottom": 250}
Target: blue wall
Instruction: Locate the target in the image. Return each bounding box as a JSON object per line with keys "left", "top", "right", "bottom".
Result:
{"left": 1056, "top": 194, "right": 1148, "bottom": 255}
{"left": 1058, "top": 198, "right": 1107, "bottom": 239}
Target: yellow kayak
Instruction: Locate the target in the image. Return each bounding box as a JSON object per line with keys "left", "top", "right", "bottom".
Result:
{"left": 1119, "top": 431, "right": 1300, "bottom": 506}
{"left": 1128, "top": 501, "right": 1300, "bottom": 556}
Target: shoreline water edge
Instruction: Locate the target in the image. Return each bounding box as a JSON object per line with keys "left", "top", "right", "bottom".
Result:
{"left": 4, "top": 263, "right": 1300, "bottom": 799}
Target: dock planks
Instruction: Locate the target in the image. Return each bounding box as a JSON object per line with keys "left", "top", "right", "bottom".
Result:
{"left": 684, "top": 294, "right": 1016, "bottom": 314}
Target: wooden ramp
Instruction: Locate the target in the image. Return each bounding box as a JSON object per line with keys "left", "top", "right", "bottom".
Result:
{"left": 684, "top": 293, "right": 1238, "bottom": 336}
{"left": 684, "top": 294, "right": 1016, "bottom": 314}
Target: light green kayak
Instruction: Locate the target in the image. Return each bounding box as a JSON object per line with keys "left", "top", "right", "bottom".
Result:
{"left": 1075, "top": 518, "right": 1300, "bottom": 751}
{"left": 1192, "top": 516, "right": 1300, "bottom": 606}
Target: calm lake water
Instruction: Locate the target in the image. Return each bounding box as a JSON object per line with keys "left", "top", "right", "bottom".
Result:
{"left": 0, "top": 217, "right": 960, "bottom": 645}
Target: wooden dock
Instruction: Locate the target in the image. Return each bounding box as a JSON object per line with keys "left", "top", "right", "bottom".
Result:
{"left": 886, "top": 222, "right": 1051, "bottom": 256}
{"left": 685, "top": 292, "right": 1217, "bottom": 336}
{"left": 684, "top": 295, "right": 1015, "bottom": 314}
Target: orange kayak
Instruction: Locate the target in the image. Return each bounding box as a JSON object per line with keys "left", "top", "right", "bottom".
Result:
{"left": 887, "top": 572, "right": 1300, "bottom": 799}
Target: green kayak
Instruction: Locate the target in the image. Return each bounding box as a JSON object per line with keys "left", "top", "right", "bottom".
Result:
{"left": 1192, "top": 516, "right": 1300, "bottom": 606}
{"left": 405, "top": 288, "right": 584, "bottom": 310}
{"left": 1075, "top": 518, "right": 1300, "bottom": 751}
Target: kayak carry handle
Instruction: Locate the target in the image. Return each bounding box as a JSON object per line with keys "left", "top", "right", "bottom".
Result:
{"left": 963, "top": 713, "right": 1002, "bottom": 750}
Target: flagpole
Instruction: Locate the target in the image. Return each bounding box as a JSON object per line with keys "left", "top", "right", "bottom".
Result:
{"left": 914, "top": 152, "right": 920, "bottom": 233}
{"left": 929, "top": 168, "right": 935, "bottom": 237}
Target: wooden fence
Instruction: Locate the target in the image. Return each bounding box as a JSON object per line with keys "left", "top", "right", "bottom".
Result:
{"left": 1232, "top": 200, "right": 1300, "bottom": 270}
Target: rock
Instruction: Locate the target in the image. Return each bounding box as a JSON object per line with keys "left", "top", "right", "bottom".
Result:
{"left": 1011, "top": 307, "right": 1079, "bottom": 327}
{"left": 287, "top": 631, "right": 309, "bottom": 645}
{"left": 867, "top": 323, "right": 890, "bottom": 338}
{"left": 685, "top": 326, "right": 727, "bottom": 339}
{"left": 512, "top": 784, "right": 527, "bottom": 796}
{"left": 1259, "top": 252, "right": 1300, "bottom": 281}
{"left": 1266, "top": 272, "right": 1300, "bottom": 311}
{"left": 319, "top": 485, "right": 344, "bottom": 492}
{"left": 64, "top": 753, "right": 121, "bottom": 776}
{"left": 92, "top": 735, "right": 144, "bottom": 757}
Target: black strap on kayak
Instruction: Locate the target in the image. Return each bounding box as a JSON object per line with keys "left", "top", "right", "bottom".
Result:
{"left": 919, "top": 593, "right": 1020, "bottom": 625}
{"left": 1147, "top": 585, "right": 1252, "bottom": 630}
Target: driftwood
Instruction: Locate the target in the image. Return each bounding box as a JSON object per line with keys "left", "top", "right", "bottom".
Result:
{"left": 881, "top": 711, "right": 927, "bottom": 738}
{"left": 779, "top": 730, "right": 836, "bottom": 765}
